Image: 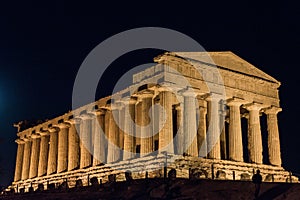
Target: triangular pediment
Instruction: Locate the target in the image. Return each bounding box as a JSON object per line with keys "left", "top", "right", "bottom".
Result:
{"left": 158, "top": 51, "right": 280, "bottom": 84}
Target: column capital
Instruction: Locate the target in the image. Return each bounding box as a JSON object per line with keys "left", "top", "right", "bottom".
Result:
{"left": 138, "top": 91, "right": 154, "bottom": 99}
{"left": 66, "top": 118, "right": 82, "bottom": 125}
{"left": 92, "top": 109, "right": 106, "bottom": 116}
{"left": 264, "top": 106, "right": 282, "bottom": 115}
{"left": 36, "top": 128, "right": 50, "bottom": 136}
{"left": 133, "top": 92, "right": 153, "bottom": 107}
{"left": 204, "top": 92, "right": 224, "bottom": 102}
{"left": 22, "top": 137, "right": 32, "bottom": 142}
{"left": 31, "top": 133, "right": 41, "bottom": 139}
{"left": 227, "top": 97, "right": 248, "bottom": 107}
{"left": 156, "top": 86, "right": 171, "bottom": 93}
{"left": 48, "top": 127, "right": 60, "bottom": 133}
{"left": 55, "top": 123, "right": 70, "bottom": 129}
{"left": 243, "top": 102, "right": 266, "bottom": 111}
{"left": 180, "top": 87, "right": 198, "bottom": 97}
{"left": 15, "top": 138, "right": 25, "bottom": 144}
{"left": 121, "top": 96, "right": 137, "bottom": 105}
{"left": 78, "top": 113, "right": 94, "bottom": 120}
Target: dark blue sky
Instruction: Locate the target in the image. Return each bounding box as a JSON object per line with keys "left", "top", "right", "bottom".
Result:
{"left": 0, "top": 1, "right": 299, "bottom": 186}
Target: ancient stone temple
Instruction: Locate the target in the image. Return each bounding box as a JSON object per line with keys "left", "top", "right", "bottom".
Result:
{"left": 9, "top": 52, "right": 297, "bottom": 192}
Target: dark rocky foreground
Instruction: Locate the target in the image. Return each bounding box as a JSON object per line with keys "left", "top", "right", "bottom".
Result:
{"left": 1, "top": 178, "right": 299, "bottom": 200}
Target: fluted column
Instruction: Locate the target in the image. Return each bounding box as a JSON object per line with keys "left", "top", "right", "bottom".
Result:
{"left": 14, "top": 139, "right": 25, "bottom": 182}
{"left": 80, "top": 115, "right": 93, "bottom": 168}
{"left": 206, "top": 95, "right": 221, "bottom": 159}
{"left": 107, "top": 107, "right": 121, "bottom": 163}
{"left": 158, "top": 89, "right": 174, "bottom": 153}
{"left": 265, "top": 106, "right": 282, "bottom": 166}
{"left": 227, "top": 98, "right": 244, "bottom": 162}
{"left": 197, "top": 100, "right": 207, "bottom": 157}
{"left": 135, "top": 100, "right": 142, "bottom": 154}
{"left": 47, "top": 127, "right": 59, "bottom": 175}
{"left": 67, "top": 119, "right": 81, "bottom": 171}
{"left": 57, "top": 123, "right": 69, "bottom": 173}
{"left": 219, "top": 103, "right": 227, "bottom": 160}
{"left": 118, "top": 105, "right": 125, "bottom": 156}
{"left": 38, "top": 131, "right": 50, "bottom": 176}
{"left": 123, "top": 97, "right": 136, "bottom": 160}
{"left": 175, "top": 104, "right": 184, "bottom": 155}
{"left": 182, "top": 89, "right": 198, "bottom": 157}
{"left": 29, "top": 133, "right": 41, "bottom": 178}
{"left": 92, "top": 109, "right": 107, "bottom": 165}
{"left": 21, "top": 137, "right": 32, "bottom": 180}
{"left": 244, "top": 103, "right": 264, "bottom": 164}
{"left": 139, "top": 92, "right": 154, "bottom": 156}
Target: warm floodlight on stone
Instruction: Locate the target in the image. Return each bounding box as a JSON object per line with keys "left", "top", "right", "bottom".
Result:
{"left": 8, "top": 51, "right": 297, "bottom": 193}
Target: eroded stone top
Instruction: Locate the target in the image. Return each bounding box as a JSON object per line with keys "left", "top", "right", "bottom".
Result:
{"left": 155, "top": 51, "right": 280, "bottom": 84}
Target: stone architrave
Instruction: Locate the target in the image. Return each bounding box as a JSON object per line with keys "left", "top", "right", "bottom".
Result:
{"left": 37, "top": 131, "right": 50, "bottom": 176}
{"left": 14, "top": 139, "right": 25, "bottom": 181}
{"left": 227, "top": 97, "right": 246, "bottom": 162}
{"left": 47, "top": 127, "right": 59, "bottom": 175}
{"left": 29, "top": 133, "right": 41, "bottom": 178}
{"left": 182, "top": 88, "right": 198, "bottom": 157}
{"left": 265, "top": 106, "right": 282, "bottom": 166}
{"left": 244, "top": 103, "right": 265, "bottom": 164}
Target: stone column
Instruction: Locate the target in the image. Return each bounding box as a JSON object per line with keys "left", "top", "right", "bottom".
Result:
{"left": 197, "top": 100, "right": 207, "bottom": 157}
{"left": 135, "top": 100, "right": 142, "bottom": 154}
{"left": 123, "top": 97, "right": 136, "bottom": 160}
{"left": 107, "top": 107, "right": 121, "bottom": 163}
{"left": 67, "top": 119, "right": 81, "bottom": 171}
{"left": 206, "top": 95, "right": 221, "bottom": 159}
{"left": 140, "top": 92, "right": 154, "bottom": 156}
{"left": 182, "top": 89, "right": 198, "bottom": 157}
{"left": 92, "top": 109, "right": 107, "bottom": 165}
{"left": 118, "top": 105, "right": 125, "bottom": 155}
{"left": 38, "top": 131, "right": 50, "bottom": 176}
{"left": 158, "top": 89, "right": 174, "bottom": 154}
{"left": 227, "top": 98, "right": 244, "bottom": 162}
{"left": 244, "top": 103, "right": 264, "bottom": 164}
{"left": 47, "top": 127, "right": 59, "bottom": 175}
{"left": 29, "top": 134, "right": 41, "bottom": 178}
{"left": 14, "top": 139, "right": 25, "bottom": 182}
{"left": 265, "top": 106, "right": 282, "bottom": 166}
{"left": 175, "top": 104, "right": 184, "bottom": 155}
{"left": 219, "top": 104, "right": 227, "bottom": 160}
{"left": 80, "top": 115, "right": 93, "bottom": 168}
{"left": 21, "top": 137, "right": 32, "bottom": 180}
{"left": 57, "top": 123, "right": 69, "bottom": 173}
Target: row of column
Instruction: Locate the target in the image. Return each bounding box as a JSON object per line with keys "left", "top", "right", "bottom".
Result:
{"left": 14, "top": 113, "right": 104, "bottom": 182}
{"left": 14, "top": 89, "right": 283, "bottom": 182}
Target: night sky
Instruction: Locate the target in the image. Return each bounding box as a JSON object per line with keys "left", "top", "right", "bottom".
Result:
{"left": 0, "top": 1, "right": 299, "bottom": 187}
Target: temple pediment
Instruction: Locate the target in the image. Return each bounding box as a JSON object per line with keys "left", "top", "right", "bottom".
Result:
{"left": 155, "top": 51, "right": 280, "bottom": 84}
